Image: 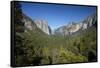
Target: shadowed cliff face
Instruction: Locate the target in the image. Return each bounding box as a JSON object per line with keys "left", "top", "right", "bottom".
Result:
{"left": 54, "top": 13, "right": 97, "bottom": 36}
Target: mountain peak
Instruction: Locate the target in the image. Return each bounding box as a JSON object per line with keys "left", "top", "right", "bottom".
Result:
{"left": 54, "top": 13, "right": 97, "bottom": 36}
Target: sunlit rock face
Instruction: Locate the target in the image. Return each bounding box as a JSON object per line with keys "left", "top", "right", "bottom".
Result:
{"left": 22, "top": 14, "right": 51, "bottom": 35}
{"left": 22, "top": 14, "right": 37, "bottom": 32}
{"left": 82, "top": 13, "right": 97, "bottom": 30}
{"left": 54, "top": 22, "right": 81, "bottom": 36}
{"left": 34, "top": 19, "right": 51, "bottom": 35}
{"left": 66, "top": 22, "right": 81, "bottom": 33}
{"left": 54, "top": 13, "right": 97, "bottom": 36}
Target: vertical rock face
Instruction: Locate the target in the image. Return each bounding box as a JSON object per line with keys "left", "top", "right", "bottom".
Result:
{"left": 82, "top": 13, "right": 97, "bottom": 30}
{"left": 34, "top": 19, "right": 51, "bottom": 35}
{"left": 22, "top": 14, "right": 37, "bottom": 32}
{"left": 22, "top": 14, "right": 51, "bottom": 35}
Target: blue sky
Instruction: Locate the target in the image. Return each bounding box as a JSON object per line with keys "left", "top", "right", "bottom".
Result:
{"left": 21, "top": 2, "right": 97, "bottom": 30}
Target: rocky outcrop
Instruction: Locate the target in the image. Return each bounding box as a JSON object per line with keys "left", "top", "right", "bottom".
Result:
{"left": 54, "top": 13, "right": 97, "bottom": 36}
{"left": 82, "top": 13, "right": 97, "bottom": 30}
{"left": 22, "top": 13, "right": 37, "bottom": 32}
{"left": 34, "top": 19, "right": 51, "bottom": 35}
{"left": 54, "top": 22, "right": 81, "bottom": 36}
{"left": 22, "top": 14, "right": 51, "bottom": 35}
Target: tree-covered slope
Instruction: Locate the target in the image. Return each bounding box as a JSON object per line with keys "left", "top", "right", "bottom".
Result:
{"left": 15, "top": 24, "right": 97, "bottom": 66}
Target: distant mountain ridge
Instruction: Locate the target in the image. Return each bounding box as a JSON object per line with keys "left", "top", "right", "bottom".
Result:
{"left": 22, "top": 13, "right": 97, "bottom": 36}
{"left": 54, "top": 13, "right": 97, "bottom": 36}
